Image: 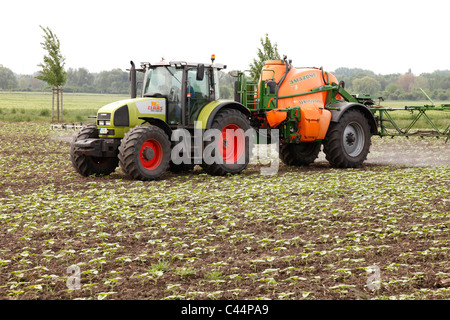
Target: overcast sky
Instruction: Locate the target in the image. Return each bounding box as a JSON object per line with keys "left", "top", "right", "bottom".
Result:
{"left": 2, "top": 0, "right": 449, "bottom": 76}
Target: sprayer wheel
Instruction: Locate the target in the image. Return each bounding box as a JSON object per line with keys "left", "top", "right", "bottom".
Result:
{"left": 279, "top": 142, "right": 321, "bottom": 166}
{"left": 323, "top": 109, "right": 371, "bottom": 168}
{"left": 169, "top": 162, "right": 196, "bottom": 173}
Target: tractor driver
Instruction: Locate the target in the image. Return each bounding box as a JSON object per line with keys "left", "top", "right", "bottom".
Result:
{"left": 173, "top": 78, "right": 195, "bottom": 124}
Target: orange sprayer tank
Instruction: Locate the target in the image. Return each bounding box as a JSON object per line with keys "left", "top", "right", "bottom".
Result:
{"left": 262, "top": 60, "right": 336, "bottom": 142}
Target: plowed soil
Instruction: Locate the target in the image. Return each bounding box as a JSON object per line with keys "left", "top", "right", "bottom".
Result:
{"left": 0, "top": 122, "right": 449, "bottom": 301}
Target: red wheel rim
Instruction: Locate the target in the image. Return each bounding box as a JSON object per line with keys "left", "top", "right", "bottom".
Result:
{"left": 140, "top": 139, "right": 163, "bottom": 170}
{"left": 218, "top": 124, "right": 245, "bottom": 163}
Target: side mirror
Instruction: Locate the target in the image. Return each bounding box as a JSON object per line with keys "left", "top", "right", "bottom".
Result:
{"left": 196, "top": 64, "right": 205, "bottom": 81}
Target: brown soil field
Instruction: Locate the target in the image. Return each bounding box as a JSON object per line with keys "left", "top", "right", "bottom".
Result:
{"left": 0, "top": 121, "right": 449, "bottom": 303}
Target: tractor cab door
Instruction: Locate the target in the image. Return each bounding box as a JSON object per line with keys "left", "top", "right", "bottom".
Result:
{"left": 143, "top": 66, "right": 183, "bottom": 125}
{"left": 184, "top": 66, "right": 217, "bottom": 125}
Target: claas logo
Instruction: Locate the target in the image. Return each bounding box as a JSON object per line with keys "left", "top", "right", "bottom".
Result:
{"left": 148, "top": 101, "right": 163, "bottom": 112}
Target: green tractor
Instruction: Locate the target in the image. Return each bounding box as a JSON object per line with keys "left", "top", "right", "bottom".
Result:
{"left": 70, "top": 56, "right": 252, "bottom": 180}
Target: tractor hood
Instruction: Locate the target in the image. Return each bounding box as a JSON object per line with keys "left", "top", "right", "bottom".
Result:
{"left": 96, "top": 97, "right": 167, "bottom": 138}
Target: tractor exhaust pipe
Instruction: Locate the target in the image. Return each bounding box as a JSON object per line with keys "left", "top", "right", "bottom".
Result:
{"left": 130, "top": 61, "right": 137, "bottom": 99}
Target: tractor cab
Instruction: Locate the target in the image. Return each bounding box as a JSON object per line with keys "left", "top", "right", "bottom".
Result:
{"left": 139, "top": 58, "right": 225, "bottom": 127}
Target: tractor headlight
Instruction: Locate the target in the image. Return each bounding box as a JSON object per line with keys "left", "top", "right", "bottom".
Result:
{"left": 105, "top": 120, "right": 111, "bottom": 126}
{"left": 98, "top": 120, "right": 105, "bottom": 126}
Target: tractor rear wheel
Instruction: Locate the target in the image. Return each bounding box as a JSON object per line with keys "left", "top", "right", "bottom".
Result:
{"left": 118, "top": 125, "right": 171, "bottom": 180}
{"left": 323, "top": 109, "right": 371, "bottom": 168}
{"left": 279, "top": 142, "right": 321, "bottom": 166}
{"left": 201, "top": 109, "right": 251, "bottom": 175}
{"left": 70, "top": 124, "right": 118, "bottom": 176}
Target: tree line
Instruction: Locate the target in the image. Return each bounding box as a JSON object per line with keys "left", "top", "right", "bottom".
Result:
{"left": 2, "top": 64, "right": 450, "bottom": 100}
{"left": 332, "top": 67, "right": 450, "bottom": 101}
{"left": 0, "top": 66, "right": 131, "bottom": 94}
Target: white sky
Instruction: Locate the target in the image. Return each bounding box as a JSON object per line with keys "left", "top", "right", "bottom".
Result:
{"left": 2, "top": 0, "right": 449, "bottom": 76}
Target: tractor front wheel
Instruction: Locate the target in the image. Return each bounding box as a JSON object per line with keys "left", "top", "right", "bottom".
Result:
{"left": 323, "top": 109, "right": 371, "bottom": 168}
{"left": 118, "top": 125, "right": 171, "bottom": 180}
{"left": 70, "top": 124, "right": 118, "bottom": 176}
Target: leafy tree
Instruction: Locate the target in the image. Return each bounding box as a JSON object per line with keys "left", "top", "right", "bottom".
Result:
{"left": 248, "top": 33, "right": 280, "bottom": 80}
{"left": 377, "top": 73, "right": 400, "bottom": 92}
{"left": 333, "top": 67, "right": 375, "bottom": 78}
{"left": 352, "top": 76, "right": 382, "bottom": 95}
{"left": 95, "top": 69, "right": 129, "bottom": 94}
{"left": 66, "top": 68, "right": 94, "bottom": 92}
{"left": 13, "top": 72, "right": 45, "bottom": 91}
{"left": 0, "top": 66, "right": 17, "bottom": 90}
{"left": 432, "top": 88, "right": 449, "bottom": 100}
{"left": 218, "top": 70, "right": 238, "bottom": 99}
{"left": 383, "top": 83, "right": 403, "bottom": 100}
{"left": 36, "top": 26, "right": 67, "bottom": 88}
{"left": 410, "top": 76, "right": 429, "bottom": 91}
{"left": 36, "top": 25, "right": 67, "bottom": 121}
{"left": 333, "top": 67, "right": 377, "bottom": 91}
{"left": 397, "top": 72, "right": 415, "bottom": 92}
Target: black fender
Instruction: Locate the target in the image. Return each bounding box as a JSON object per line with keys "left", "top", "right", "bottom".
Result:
{"left": 328, "top": 102, "right": 378, "bottom": 135}
{"left": 205, "top": 101, "right": 251, "bottom": 129}
{"left": 138, "top": 117, "right": 172, "bottom": 138}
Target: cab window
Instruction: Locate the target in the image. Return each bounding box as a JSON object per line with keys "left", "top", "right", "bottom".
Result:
{"left": 187, "top": 68, "right": 212, "bottom": 124}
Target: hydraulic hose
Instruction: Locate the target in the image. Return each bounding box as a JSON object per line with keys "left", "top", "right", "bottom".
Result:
{"left": 274, "top": 56, "right": 292, "bottom": 108}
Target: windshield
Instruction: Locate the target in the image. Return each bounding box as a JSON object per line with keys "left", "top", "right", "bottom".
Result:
{"left": 143, "top": 66, "right": 182, "bottom": 96}
{"left": 218, "top": 70, "right": 235, "bottom": 99}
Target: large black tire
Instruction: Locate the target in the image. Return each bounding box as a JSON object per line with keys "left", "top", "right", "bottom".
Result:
{"left": 279, "top": 142, "right": 321, "bottom": 166}
{"left": 70, "top": 124, "right": 118, "bottom": 176}
{"left": 323, "top": 109, "right": 371, "bottom": 168}
{"left": 201, "top": 109, "right": 251, "bottom": 175}
{"left": 118, "top": 125, "right": 171, "bottom": 181}
{"left": 169, "top": 161, "right": 196, "bottom": 173}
